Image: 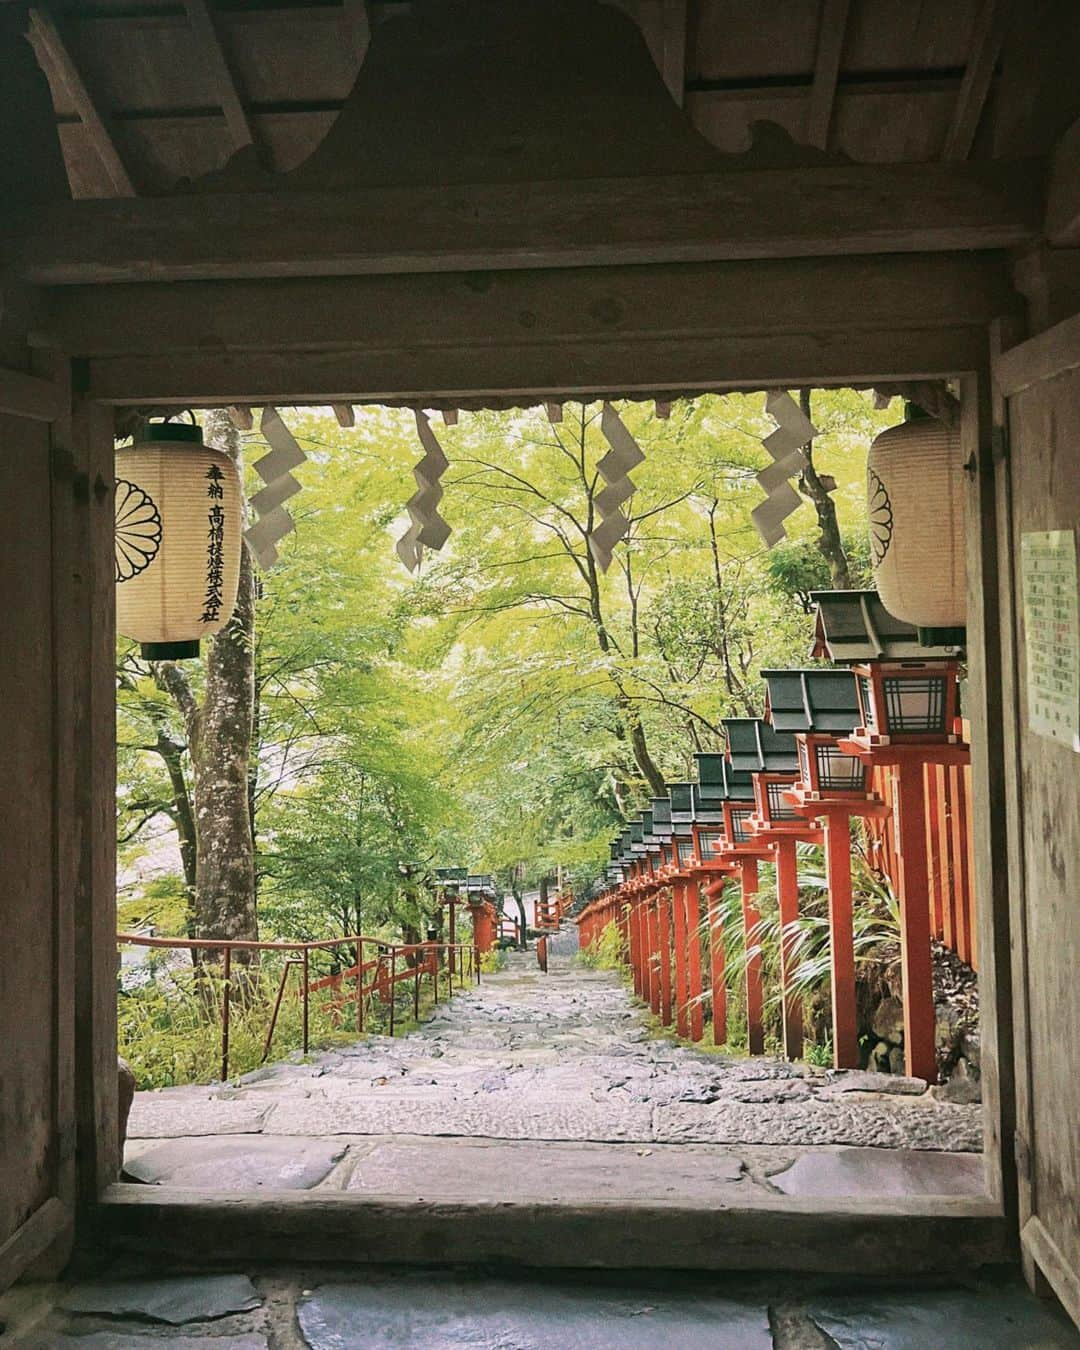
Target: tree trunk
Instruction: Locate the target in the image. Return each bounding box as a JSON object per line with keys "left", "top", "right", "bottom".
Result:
{"left": 512, "top": 885, "right": 529, "bottom": 950}
{"left": 194, "top": 410, "right": 259, "bottom": 965}
{"left": 797, "top": 388, "right": 854, "bottom": 589}
{"left": 154, "top": 729, "right": 197, "bottom": 930}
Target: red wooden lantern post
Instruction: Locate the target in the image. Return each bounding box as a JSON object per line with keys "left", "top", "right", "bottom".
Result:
{"left": 686, "top": 778, "right": 739, "bottom": 1046}
{"left": 810, "top": 589, "right": 970, "bottom": 1081}
{"left": 667, "top": 783, "right": 698, "bottom": 1039}
{"left": 726, "top": 717, "right": 823, "bottom": 1061}
{"left": 840, "top": 661, "right": 967, "bottom": 1081}
{"left": 764, "top": 669, "right": 887, "bottom": 1071}
{"left": 648, "top": 798, "right": 678, "bottom": 1027}
{"left": 696, "top": 751, "right": 770, "bottom": 1054}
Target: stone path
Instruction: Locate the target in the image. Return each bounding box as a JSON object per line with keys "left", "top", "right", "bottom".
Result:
{"left": 4, "top": 1267, "right": 1077, "bottom": 1347}
{"left": 124, "top": 949, "right": 984, "bottom": 1201}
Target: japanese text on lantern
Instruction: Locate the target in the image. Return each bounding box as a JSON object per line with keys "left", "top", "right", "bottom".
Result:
{"left": 202, "top": 464, "right": 226, "bottom": 624}
{"left": 1020, "top": 529, "right": 1080, "bottom": 752}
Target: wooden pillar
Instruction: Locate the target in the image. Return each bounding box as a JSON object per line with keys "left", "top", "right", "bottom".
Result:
{"left": 657, "top": 890, "right": 673, "bottom": 1026}
{"left": 628, "top": 898, "right": 642, "bottom": 996}
{"left": 775, "top": 836, "right": 804, "bottom": 1061}
{"left": 646, "top": 896, "right": 661, "bottom": 1016}
{"left": 926, "top": 764, "right": 945, "bottom": 940}
{"left": 706, "top": 880, "right": 727, "bottom": 1046}
{"left": 740, "top": 859, "right": 764, "bottom": 1055}
{"left": 894, "top": 759, "right": 938, "bottom": 1081}
{"left": 685, "top": 879, "right": 704, "bottom": 1042}
{"left": 953, "top": 763, "right": 974, "bottom": 965}
{"left": 822, "top": 810, "right": 860, "bottom": 1069}
{"left": 672, "top": 879, "right": 690, "bottom": 1037}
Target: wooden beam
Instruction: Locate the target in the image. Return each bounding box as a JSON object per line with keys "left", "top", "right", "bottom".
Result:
{"left": 660, "top": 0, "right": 687, "bottom": 107}
{"left": 94, "top": 1182, "right": 1007, "bottom": 1274}
{"left": 994, "top": 309, "right": 1080, "bottom": 396}
{"left": 942, "top": 0, "right": 1007, "bottom": 161}
{"left": 183, "top": 0, "right": 256, "bottom": 154}
{"left": 78, "top": 324, "right": 989, "bottom": 406}
{"left": 17, "top": 161, "right": 1043, "bottom": 286}
{"left": 26, "top": 7, "right": 136, "bottom": 198}
{"left": 0, "top": 1199, "right": 68, "bottom": 1294}
{"left": 1045, "top": 116, "right": 1080, "bottom": 245}
{"left": 805, "top": 0, "right": 850, "bottom": 151}
{"left": 0, "top": 365, "right": 64, "bottom": 421}
{"left": 331, "top": 403, "right": 355, "bottom": 427}
{"left": 39, "top": 254, "right": 1020, "bottom": 359}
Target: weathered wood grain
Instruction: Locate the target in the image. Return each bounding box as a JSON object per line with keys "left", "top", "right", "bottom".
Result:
{"left": 17, "top": 161, "right": 1043, "bottom": 286}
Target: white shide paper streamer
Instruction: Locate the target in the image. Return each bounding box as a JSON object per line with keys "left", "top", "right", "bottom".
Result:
{"left": 588, "top": 402, "right": 646, "bottom": 573}
{"left": 396, "top": 411, "right": 451, "bottom": 572}
{"left": 245, "top": 406, "right": 307, "bottom": 570}
{"left": 750, "top": 391, "right": 819, "bottom": 548}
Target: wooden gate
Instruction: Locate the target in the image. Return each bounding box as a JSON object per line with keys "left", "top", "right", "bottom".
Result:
{"left": 0, "top": 364, "right": 116, "bottom": 1291}
{"left": 994, "top": 315, "right": 1080, "bottom": 1323}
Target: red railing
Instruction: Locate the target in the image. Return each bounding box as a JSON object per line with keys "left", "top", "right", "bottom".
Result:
{"left": 117, "top": 932, "right": 479, "bottom": 1082}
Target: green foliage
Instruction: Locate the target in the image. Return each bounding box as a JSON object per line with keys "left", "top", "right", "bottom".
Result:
{"left": 117, "top": 874, "right": 189, "bottom": 938}
{"left": 576, "top": 920, "right": 624, "bottom": 970}
{"left": 117, "top": 392, "right": 898, "bottom": 1075}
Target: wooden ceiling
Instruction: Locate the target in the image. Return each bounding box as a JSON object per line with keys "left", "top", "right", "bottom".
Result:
{"left": 25, "top": 0, "right": 1005, "bottom": 200}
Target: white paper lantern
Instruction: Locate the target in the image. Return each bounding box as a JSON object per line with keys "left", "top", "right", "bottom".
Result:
{"left": 866, "top": 408, "right": 966, "bottom": 629}
{"left": 115, "top": 422, "right": 243, "bottom": 659}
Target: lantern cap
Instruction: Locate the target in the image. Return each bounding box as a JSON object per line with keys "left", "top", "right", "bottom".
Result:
{"left": 761, "top": 668, "right": 861, "bottom": 735}
{"left": 809, "top": 590, "right": 960, "bottom": 664}
{"left": 141, "top": 640, "right": 199, "bottom": 660}
{"left": 723, "top": 717, "right": 798, "bottom": 773}
{"left": 136, "top": 421, "right": 204, "bottom": 445}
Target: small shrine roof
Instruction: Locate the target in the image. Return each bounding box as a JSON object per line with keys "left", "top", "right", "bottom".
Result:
{"left": 723, "top": 718, "right": 799, "bottom": 774}
{"left": 809, "top": 590, "right": 960, "bottom": 664}
{"left": 762, "top": 668, "right": 862, "bottom": 735}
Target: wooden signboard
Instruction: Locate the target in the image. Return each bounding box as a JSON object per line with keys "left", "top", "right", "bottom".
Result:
{"left": 1020, "top": 529, "right": 1080, "bottom": 752}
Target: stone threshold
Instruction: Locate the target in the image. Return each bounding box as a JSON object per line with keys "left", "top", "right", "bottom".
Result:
{"left": 91, "top": 1183, "right": 1010, "bottom": 1276}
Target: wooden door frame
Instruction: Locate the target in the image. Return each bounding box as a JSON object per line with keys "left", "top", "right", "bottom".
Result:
{"left": 70, "top": 326, "right": 1017, "bottom": 1245}
{"left": 0, "top": 357, "right": 116, "bottom": 1290}
{"left": 990, "top": 313, "right": 1080, "bottom": 1322}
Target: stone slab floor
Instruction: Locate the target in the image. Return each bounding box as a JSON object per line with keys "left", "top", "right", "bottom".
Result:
{"left": 122, "top": 947, "right": 984, "bottom": 1203}
{"left": 2, "top": 1266, "right": 1077, "bottom": 1347}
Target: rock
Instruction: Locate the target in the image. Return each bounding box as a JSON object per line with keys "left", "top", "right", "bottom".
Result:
{"left": 823, "top": 1071, "right": 928, "bottom": 1096}
{"left": 870, "top": 996, "right": 905, "bottom": 1043}
{"left": 932, "top": 1057, "right": 982, "bottom": 1105}
{"left": 871, "top": 1041, "right": 892, "bottom": 1072}
{"left": 61, "top": 1275, "right": 262, "bottom": 1325}
{"left": 117, "top": 1057, "right": 136, "bottom": 1170}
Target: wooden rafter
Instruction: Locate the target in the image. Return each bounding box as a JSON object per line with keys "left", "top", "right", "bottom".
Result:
{"left": 184, "top": 0, "right": 256, "bottom": 154}
{"left": 26, "top": 6, "right": 136, "bottom": 198}
{"left": 805, "top": 0, "right": 850, "bottom": 151}
{"left": 331, "top": 403, "right": 356, "bottom": 427}
{"left": 942, "top": 0, "right": 1007, "bottom": 161}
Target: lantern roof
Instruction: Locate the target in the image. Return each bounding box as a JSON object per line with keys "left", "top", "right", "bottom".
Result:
{"left": 762, "top": 668, "right": 862, "bottom": 735}
{"left": 435, "top": 867, "right": 468, "bottom": 882}
{"left": 723, "top": 718, "right": 799, "bottom": 774}
{"left": 668, "top": 781, "right": 694, "bottom": 822}
{"left": 649, "top": 797, "right": 674, "bottom": 841}
{"left": 691, "top": 784, "right": 725, "bottom": 823}
{"left": 808, "top": 590, "right": 960, "bottom": 664}
{"left": 693, "top": 751, "right": 756, "bottom": 801}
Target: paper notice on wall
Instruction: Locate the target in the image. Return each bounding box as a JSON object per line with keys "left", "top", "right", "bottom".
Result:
{"left": 1021, "top": 529, "right": 1080, "bottom": 752}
